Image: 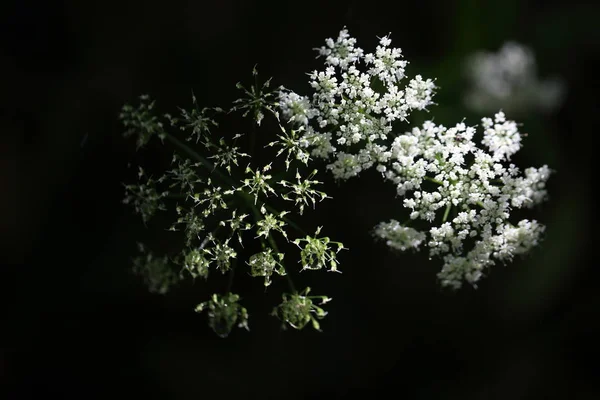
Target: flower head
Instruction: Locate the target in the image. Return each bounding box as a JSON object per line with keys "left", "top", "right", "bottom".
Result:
{"left": 195, "top": 293, "right": 249, "bottom": 338}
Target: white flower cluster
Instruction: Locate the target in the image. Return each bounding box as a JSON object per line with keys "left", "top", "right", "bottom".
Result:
{"left": 277, "top": 29, "right": 552, "bottom": 289}
{"left": 375, "top": 112, "right": 551, "bottom": 288}
{"left": 278, "top": 28, "right": 436, "bottom": 180}
{"left": 373, "top": 220, "right": 426, "bottom": 252}
{"left": 464, "top": 41, "right": 565, "bottom": 114}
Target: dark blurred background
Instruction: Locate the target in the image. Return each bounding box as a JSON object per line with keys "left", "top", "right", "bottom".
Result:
{"left": 2, "top": 0, "right": 598, "bottom": 398}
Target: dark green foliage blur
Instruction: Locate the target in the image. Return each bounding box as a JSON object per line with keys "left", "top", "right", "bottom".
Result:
{"left": 4, "top": 0, "right": 597, "bottom": 398}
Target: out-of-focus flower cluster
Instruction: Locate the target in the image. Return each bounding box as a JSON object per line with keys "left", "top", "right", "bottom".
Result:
{"left": 464, "top": 41, "right": 565, "bottom": 115}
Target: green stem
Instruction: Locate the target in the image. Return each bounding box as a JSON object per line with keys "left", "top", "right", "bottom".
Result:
{"left": 267, "top": 233, "right": 296, "bottom": 294}
{"left": 226, "top": 259, "right": 236, "bottom": 293}
{"left": 442, "top": 202, "right": 452, "bottom": 223}
{"left": 424, "top": 176, "right": 443, "bottom": 185}
{"left": 249, "top": 119, "right": 257, "bottom": 158}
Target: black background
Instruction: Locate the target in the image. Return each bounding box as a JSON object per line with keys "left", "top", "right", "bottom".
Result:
{"left": 2, "top": 0, "right": 598, "bottom": 398}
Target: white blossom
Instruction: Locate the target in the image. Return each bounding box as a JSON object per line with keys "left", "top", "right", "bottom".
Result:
{"left": 373, "top": 220, "right": 426, "bottom": 252}
{"left": 278, "top": 28, "right": 436, "bottom": 181}
{"left": 375, "top": 116, "right": 551, "bottom": 288}
{"left": 464, "top": 41, "right": 565, "bottom": 114}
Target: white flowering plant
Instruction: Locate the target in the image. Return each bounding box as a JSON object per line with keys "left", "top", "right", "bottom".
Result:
{"left": 120, "top": 28, "right": 552, "bottom": 337}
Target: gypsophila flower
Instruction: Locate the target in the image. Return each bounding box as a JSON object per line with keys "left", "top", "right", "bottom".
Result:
{"left": 195, "top": 293, "right": 249, "bottom": 338}
{"left": 271, "top": 287, "right": 331, "bottom": 331}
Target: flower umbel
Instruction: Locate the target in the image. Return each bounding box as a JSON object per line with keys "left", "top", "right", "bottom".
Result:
{"left": 132, "top": 243, "right": 180, "bottom": 295}
{"left": 247, "top": 248, "right": 286, "bottom": 287}
{"left": 195, "top": 293, "right": 249, "bottom": 338}
{"left": 271, "top": 287, "right": 331, "bottom": 331}
{"left": 121, "top": 28, "right": 553, "bottom": 337}
{"left": 293, "top": 227, "right": 345, "bottom": 273}
{"left": 123, "top": 167, "right": 168, "bottom": 225}
{"left": 121, "top": 70, "right": 344, "bottom": 336}
{"left": 374, "top": 115, "right": 551, "bottom": 289}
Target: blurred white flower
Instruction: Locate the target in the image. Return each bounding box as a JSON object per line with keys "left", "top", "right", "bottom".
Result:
{"left": 464, "top": 42, "right": 565, "bottom": 114}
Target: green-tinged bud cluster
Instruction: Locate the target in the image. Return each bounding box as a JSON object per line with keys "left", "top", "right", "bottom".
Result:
{"left": 248, "top": 249, "right": 285, "bottom": 287}
{"left": 122, "top": 167, "right": 168, "bottom": 224}
{"left": 132, "top": 243, "right": 180, "bottom": 295}
{"left": 271, "top": 287, "right": 331, "bottom": 331}
{"left": 279, "top": 170, "right": 330, "bottom": 215}
{"left": 120, "top": 67, "right": 344, "bottom": 337}
{"left": 294, "top": 227, "right": 346, "bottom": 273}
{"left": 181, "top": 248, "right": 210, "bottom": 280}
{"left": 120, "top": 95, "right": 166, "bottom": 149}
{"left": 195, "top": 293, "right": 249, "bottom": 338}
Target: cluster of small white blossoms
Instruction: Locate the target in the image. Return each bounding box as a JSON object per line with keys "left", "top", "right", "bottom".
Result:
{"left": 278, "top": 29, "right": 552, "bottom": 289}
{"left": 375, "top": 111, "right": 551, "bottom": 288}
{"left": 278, "top": 28, "right": 436, "bottom": 180}
{"left": 464, "top": 41, "right": 565, "bottom": 115}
